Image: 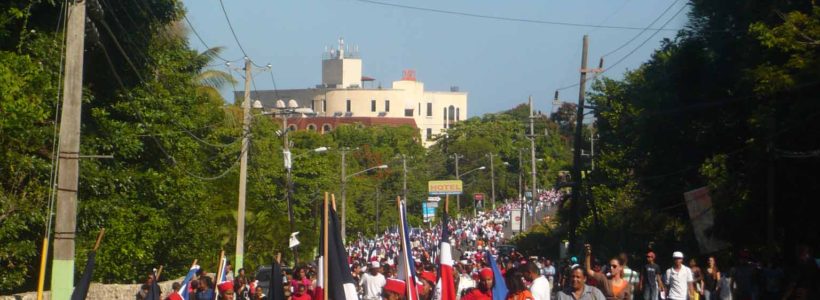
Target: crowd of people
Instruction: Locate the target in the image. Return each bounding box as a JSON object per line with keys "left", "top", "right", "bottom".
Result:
{"left": 137, "top": 188, "right": 818, "bottom": 300}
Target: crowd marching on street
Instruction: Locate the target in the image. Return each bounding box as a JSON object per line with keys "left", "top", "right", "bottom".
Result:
{"left": 131, "top": 190, "right": 817, "bottom": 300}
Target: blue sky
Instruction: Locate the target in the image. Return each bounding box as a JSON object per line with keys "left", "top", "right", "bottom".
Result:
{"left": 182, "top": 0, "right": 689, "bottom": 117}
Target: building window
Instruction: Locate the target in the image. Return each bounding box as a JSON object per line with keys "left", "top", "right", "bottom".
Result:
{"left": 456, "top": 108, "right": 460, "bottom": 121}
{"left": 311, "top": 100, "right": 315, "bottom": 111}
{"left": 371, "top": 99, "right": 376, "bottom": 112}
{"left": 322, "top": 124, "right": 332, "bottom": 133}
{"left": 384, "top": 100, "right": 390, "bottom": 112}
{"left": 288, "top": 124, "right": 297, "bottom": 131}
{"left": 307, "top": 124, "right": 317, "bottom": 131}
{"left": 404, "top": 109, "right": 413, "bottom": 117}
{"left": 427, "top": 102, "right": 433, "bottom": 116}
{"left": 443, "top": 107, "right": 447, "bottom": 128}
{"left": 426, "top": 128, "right": 433, "bottom": 140}
{"left": 449, "top": 105, "right": 455, "bottom": 121}
{"left": 323, "top": 100, "right": 327, "bottom": 112}
{"left": 346, "top": 99, "right": 351, "bottom": 112}
{"left": 418, "top": 103, "right": 421, "bottom": 116}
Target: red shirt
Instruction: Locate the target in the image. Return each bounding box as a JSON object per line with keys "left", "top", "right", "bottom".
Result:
{"left": 292, "top": 292, "right": 312, "bottom": 300}
{"left": 167, "top": 292, "right": 183, "bottom": 300}
{"left": 462, "top": 288, "right": 492, "bottom": 300}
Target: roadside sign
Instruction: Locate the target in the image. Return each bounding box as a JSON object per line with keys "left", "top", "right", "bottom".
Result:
{"left": 427, "top": 196, "right": 442, "bottom": 202}
{"left": 473, "top": 193, "right": 484, "bottom": 201}
{"left": 428, "top": 180, "right": 463, "bottom": 195}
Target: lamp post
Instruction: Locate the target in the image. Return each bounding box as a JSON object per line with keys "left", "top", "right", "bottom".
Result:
{"left": 341, "top": 159, "right": 388, "bottom": 241}
{"left": 458, "top": 166, "right": 486, "bottom": 217}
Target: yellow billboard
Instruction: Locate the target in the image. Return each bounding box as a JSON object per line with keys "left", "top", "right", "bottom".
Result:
{"left": 428, "top": 180, "right": 463, "bottom": 195}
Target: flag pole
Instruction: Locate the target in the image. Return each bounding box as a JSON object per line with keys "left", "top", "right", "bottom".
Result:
{"left": 191, "top": 259, "right": 198, "bottom": 268}
{"left": 156, "top": 265, "right": 164, "bottom": 280}
{"left": 93, "top": 228, "right": 106, "bottom": 251}
{"left": 445, "top": 195, "right": 449, "bottom": 214}
{"left": 323, "top": 192, "right": 329, "bottom": 300}
{"left": 215, "top": 250, "right": 224, "bottom": 300}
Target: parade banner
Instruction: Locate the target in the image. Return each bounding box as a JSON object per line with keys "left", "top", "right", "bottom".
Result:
{"left": 428, "top": 180, "right": 463, "bottom": 195}
{"left": 684, "top": 187, "right": 730, "bottom": 253}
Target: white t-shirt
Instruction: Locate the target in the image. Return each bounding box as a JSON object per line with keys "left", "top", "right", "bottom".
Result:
{"left": 360, "top": 272, "right": 386, "bottom": 300}
{"left": 530, "top": 275, "right": 551, "bottom": 300}
{"left": 664, "top": 265, "right": 694, "bottom": 300}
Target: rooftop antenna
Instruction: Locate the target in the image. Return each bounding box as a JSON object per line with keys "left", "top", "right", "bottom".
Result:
{"left": 338, "top": 37, "right": 345, "bottom": 59}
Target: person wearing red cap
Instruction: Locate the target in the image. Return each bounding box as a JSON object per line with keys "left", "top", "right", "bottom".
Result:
{"left": 418, "top": 271, "right": 437, "bottom": 300}
{"left": 218, "top": 281, "right": 235, "bottom": 300}
{"left": 382, "top": 279, "right": 407, "bottom": 300}
{"left": 462, "top": 268, "right": 494, "bottom": 300}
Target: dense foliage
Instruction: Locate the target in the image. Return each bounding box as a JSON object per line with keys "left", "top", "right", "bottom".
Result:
{"left": 548, "top": 0, "right": 820, "bottom": 262}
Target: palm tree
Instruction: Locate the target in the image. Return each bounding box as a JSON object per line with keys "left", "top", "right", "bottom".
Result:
{"left": 194, "top": 47, "right": 237, "bottom": 103}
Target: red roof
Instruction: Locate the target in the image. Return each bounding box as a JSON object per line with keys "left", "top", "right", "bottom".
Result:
{"left": 280, "top": 116, "right": 417, "bottom": 133}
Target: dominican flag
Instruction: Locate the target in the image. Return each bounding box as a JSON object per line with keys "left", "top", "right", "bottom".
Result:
{"left": 178, "top": 264, "right": 200, "bottom": 300}
{"left": 396, "top": 199, "right": 419, "bottom": 300}
{"left": 216, "top": 256, "right": 228, "bottom": 284}
{"left": 434, "top": 200, "right": 456, "bottom": 300}
{"left": 314, "top": 198, "right": 358, "bottom": 300}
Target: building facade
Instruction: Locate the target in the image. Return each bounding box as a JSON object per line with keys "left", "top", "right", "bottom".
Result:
{"left": 239, "top": 39, "right": 467, "bottom": 147}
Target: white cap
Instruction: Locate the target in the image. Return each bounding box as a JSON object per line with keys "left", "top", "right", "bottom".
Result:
{"left": 672, "top": 251, "right": 684, "bottom": 259}
{"left": 371, "top": 261, "right": 381, "bottom": 268}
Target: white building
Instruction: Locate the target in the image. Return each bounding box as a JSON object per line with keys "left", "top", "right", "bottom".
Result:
{"left": 242, "top": 39, "right": 468, "bottom": 147}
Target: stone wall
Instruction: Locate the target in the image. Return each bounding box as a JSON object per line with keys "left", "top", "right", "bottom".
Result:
{"left": 1, "top": 279, "right": 181, "bottom": 300}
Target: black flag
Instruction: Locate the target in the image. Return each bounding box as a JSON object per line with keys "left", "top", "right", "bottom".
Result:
{"left": 269, "top": 258, "right": 285, "bottom": 300}
{"left": 70, "top": 251, "right": 96, "bottom": 300}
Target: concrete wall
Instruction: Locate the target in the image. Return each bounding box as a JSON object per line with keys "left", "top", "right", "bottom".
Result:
{"left": 1, "top": 279, "right": 180, "bottom": 300}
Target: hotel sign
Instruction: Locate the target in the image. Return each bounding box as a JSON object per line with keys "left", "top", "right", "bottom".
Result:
{"left": 428, "top": 180, "right": 463, "bottom": 195}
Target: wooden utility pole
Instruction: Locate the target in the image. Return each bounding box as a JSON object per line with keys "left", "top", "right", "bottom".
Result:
{"left": 51, "top": 1, "right": 86, "bottom": 299}
{"left": 453, "top": 153, "right": 462, "bottom": 213}
{"left": 487, "top": 153, "right": 496, "bottom": 210}
{"left": 529, "top": 96, "right": 538, "bottom": 224}
{"left": 569, "top": 35, "right": 590, "bottom": 253}
{"left": 235, "top": 58, "right": 251, "bottom": 270}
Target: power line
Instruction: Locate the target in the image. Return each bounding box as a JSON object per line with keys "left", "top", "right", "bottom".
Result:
{"left": 217, "top": 0, "right": 249, "bottom": 57}
{"left": 355, "top": 0, "right": 680, "bottom": 31}
{"left": 556, "top": 3, "right": 688, "bottom": 92}
{"left": 601, "top": 0, "right": 682, "bottom": 58}
{"left": 183, "top": 13, "right": 244, "bottom": 63}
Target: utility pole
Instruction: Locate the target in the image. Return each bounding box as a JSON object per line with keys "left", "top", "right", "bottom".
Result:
{"left": 340, "top": 149, "right": 347, "bottom": 239}
{"left": 590, "top": 130, "right": 596, "bottom": 171}
{"left": 375, "top": 185, "right": 380, "bottom": 235}
{"left": 570, "top": 35, "right": 590, "bottom": 252}
{"left": 235, "top": 58, "right": 252, "bottom": 270}
{"left": 487, "top": 153, "right": 496, "bottom": 210}
{"left": 51, "top": 1, "right": 86, "bottom": 299}
{"left": 529, "top": 96, "right": 538, "bottom": 224}
{"left": 283, "top": 110, "right": 297, "bottom": 265}
{"left": 453, "top": 153, "right": 462, "bottom": 213}
{"left": 402, "top": 154, "right": 408, "bottom": 202}
{"left": 519, "top": 149, "right": 525, "bottom": 233}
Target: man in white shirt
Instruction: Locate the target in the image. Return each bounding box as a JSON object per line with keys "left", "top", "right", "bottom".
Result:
{"left": 664, "top": 251, "right": 695, "bottom": 300}
{"left": 524, "top": 260, "right": 551, "bottom": 300}
{"left": 360, "top": 261, "right": 386, "bottom": 300}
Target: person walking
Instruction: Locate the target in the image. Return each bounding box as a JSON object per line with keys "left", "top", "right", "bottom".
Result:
{"left": 523, "top": 261, "right": 551, "bottom": 300}
{"left": 584, "top": 244, "right": 631, "bottom": 300}
{"left": 664, "top": 251, "right": 695, "bottom": 300}
{"left": 620, "top": 253, "right": 639, "bottom": 300}
{"left": 506, "top": 266, "right": 535, "bottom": 300}
{"left": 542, "top": 259, "right": 557, "bottom": 290}
{"left": 703, "top": 256, "right": 721, "bottom": 300}
{"left": 690, "top": 259, "right": 704, "bottom": 300}
{"left": 361, "top": 261, "right": 387, "bottom": 300}
{"left": 556, "top": 266, "right": 606, "bottom": 300}
{"left": 639, "top": 252, "right": 664, "bottom": 300}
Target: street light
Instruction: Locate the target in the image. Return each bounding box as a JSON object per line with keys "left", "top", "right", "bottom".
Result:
{"left": 341, "top": 163, "right": 389, "bottom": 240}
{"left": 458, "top": 166, "right": 486, "bottom": 217}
